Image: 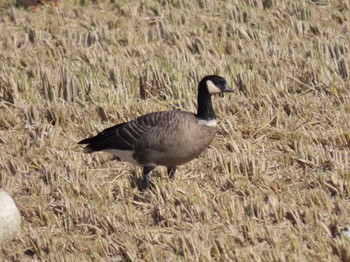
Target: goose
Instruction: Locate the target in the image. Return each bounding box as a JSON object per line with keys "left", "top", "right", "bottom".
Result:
{"left": 79, "top": 75, "right": 233, "bottom": 189}
{"left": 0, "top": 189, "right": 21, "bottom": 242}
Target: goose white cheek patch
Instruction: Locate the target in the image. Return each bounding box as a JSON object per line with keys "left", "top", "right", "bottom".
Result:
{"left": 206, "top": 80, "right": 221, "bottom": 94}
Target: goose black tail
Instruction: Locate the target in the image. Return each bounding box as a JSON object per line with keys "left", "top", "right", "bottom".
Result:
{"left": 78, "top": 122, "right": 127, "bottom": 153}
{"left": 78, "top": 136, "right": 100, "bottom": 153}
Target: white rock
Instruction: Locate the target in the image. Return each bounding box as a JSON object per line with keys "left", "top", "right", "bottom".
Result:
{"left": 342, "top": 227, "right": 350, "bottom": 238}
{"left": 0, "top": 189, "right": 21, "bottom": 242}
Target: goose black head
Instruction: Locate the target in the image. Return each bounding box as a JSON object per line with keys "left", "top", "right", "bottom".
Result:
{"left": 199, "top": 75, "right": 233, "bottom": 96}
{"left": 196, "top": 75, "right": 233, "bottom": 120}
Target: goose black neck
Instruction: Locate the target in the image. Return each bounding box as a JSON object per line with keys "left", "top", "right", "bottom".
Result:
{"left": 196, "top": 91, "right": 216, "bottom": 120}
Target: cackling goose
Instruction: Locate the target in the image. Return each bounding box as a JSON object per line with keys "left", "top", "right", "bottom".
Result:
{"left": 79, "top": 75, "right": 233, "bottom": 189}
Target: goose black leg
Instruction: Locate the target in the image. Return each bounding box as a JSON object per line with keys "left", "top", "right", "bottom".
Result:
{"left": 167, "top": 167, "right": 176, "bottom": 179}
{"left": 143, "top": 165, "right": 155, "bottom": 189}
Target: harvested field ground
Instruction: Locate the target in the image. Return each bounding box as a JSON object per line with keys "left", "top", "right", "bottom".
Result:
{"left": 1, "top": 0, "right": 350, "bottom": 260}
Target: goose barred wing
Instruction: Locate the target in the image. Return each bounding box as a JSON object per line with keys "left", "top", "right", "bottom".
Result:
{"left": 79, "top": 111, "right": 179, "bottom": 152}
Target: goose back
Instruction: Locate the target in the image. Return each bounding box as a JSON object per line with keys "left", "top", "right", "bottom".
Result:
{"left": 134, "top": 111, "right": 217, "bottom": 166}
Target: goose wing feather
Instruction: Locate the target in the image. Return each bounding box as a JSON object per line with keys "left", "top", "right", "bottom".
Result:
{"left": 78, "top": 110, "right": 181, "bottom": 152}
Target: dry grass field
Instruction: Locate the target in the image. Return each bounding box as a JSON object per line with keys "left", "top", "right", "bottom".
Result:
{"left": 0, "top": 0, "right": 350, "bottom": 260}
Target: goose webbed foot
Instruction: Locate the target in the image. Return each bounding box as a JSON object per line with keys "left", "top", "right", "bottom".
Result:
{"left": 167, "top": 167, "right": 176, "bottom": 179}
{"left": 143, "top": 165, "right": 155, "bottom": 190}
